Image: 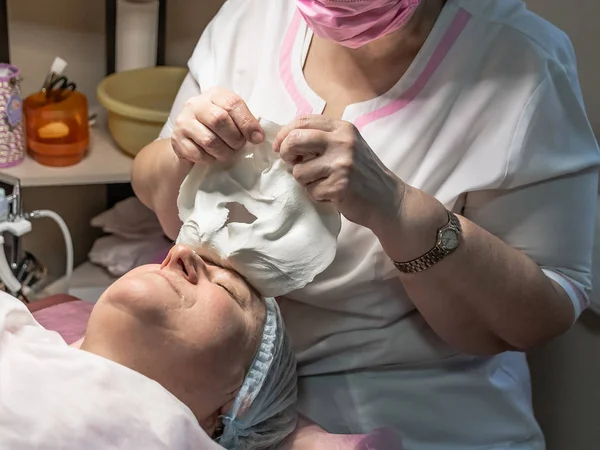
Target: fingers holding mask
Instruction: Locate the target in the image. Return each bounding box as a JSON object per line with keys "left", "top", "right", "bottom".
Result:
{"left": 274, "top": 116, "right": 343, "bottom": 203}
{"left": 294, "top": 155, "right": 350, "bottom": 205}
{"left": 171, "top": 134, "right": 214, "bottom": 165}
{"left": 172, "top": 115, "right": 232, "bottom": 163}
{"left": 274, "top": 115, "right": 400, "bottom": 231}
{"left": 273, "top": 115, "right": 336, "bottom": 152}
{"left": 207, "top": 87, "right": 264, "bottom": 145}
{"left": 292, "top": 156, "right": 333, "bottom": 187}
{"left": 188, "top": 119, "right": 236, "bottom": 162}
{"left": 276, "top": 128, "right": 330, "bottom": 164}
{"left": 172, "top": 87, "right": 263, "bottom": 165}
{"left": 198, "top": 101, "right": 247, "bottom": 151}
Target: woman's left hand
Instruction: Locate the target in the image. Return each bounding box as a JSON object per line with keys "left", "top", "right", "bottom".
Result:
{"left": 273, "top": 115, "right": 404, "bottom": 233}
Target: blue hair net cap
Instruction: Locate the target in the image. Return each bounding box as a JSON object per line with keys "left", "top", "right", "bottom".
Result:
{"left": 218, "top": 297, "right": 298, "bottom": 449}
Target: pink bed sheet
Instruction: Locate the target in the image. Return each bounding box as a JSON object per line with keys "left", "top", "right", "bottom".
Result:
{"left": 30, "top": 295, "right": 93, "bottom": 345}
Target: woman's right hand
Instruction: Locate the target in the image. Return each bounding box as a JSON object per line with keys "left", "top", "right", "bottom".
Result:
{"left": 171, "top": 87, "right": 264, "bottom": 165}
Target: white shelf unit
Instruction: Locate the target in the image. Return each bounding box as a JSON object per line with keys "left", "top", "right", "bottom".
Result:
{"left": 0, "top": 0, "right": 168, "bottom": 302}
{"left": 0, "top": 126, "right": 133, "bottom": 187}
{"left": 0, "top": 124, "right": 133, "bottom": 301}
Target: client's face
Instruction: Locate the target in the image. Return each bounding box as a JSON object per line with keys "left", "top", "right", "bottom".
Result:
{"left": 81, "top": 245, "right": 266, "bottom": 432}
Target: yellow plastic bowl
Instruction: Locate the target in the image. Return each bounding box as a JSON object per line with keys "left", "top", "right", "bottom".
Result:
{"left": 97, "top": 66, "right": 187, "bottom": 157}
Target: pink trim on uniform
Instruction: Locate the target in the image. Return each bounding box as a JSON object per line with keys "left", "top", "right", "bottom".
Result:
{"left": 279, "top": 8, "right": 472, "bottom": 126}
{"left": 279, "top": 9, "right": 472, "bottom": 129}
{"left": 354, "top": 9, "right": 472, "bottom": 129}
{"left": 279, "top": 11, "right": 314, "bottom": 115}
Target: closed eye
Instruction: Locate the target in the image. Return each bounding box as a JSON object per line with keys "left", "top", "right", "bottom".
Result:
{"left": 215, "top": 281, "right": 244, "bottom": 306}
{"left": 204, "top": 258, "right": 255, "bottom": 306}
{"left": 215, "top": 282, "right": 232, "bottom": 296}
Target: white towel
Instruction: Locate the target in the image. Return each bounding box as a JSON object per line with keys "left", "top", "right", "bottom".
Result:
{"left": 88, "top": 234, "right": 172, "bottom": 276}
{"left": 91, "top": 196, "right": 165, "bottom": 240}
{"left": 89, "top": 197, "right": 172, "bottom": 276}
{"left": 0, "top": 291, "right": 223, "bottom": 450}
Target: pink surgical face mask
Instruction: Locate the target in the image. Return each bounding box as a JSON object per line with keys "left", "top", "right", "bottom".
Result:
{"left": 296, "top": 0, "right": 423, "bottom": 49}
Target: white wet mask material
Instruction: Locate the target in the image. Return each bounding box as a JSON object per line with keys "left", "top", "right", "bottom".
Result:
{"left": 177, "top": 119, "right": 341, "bottom": 297}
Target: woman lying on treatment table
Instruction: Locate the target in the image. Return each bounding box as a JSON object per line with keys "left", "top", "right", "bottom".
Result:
{"left": 0, "top": 244, "right": 401, "bottom": 450}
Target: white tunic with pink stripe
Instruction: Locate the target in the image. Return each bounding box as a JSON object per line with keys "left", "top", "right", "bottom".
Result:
{"left": 161, "top": 0, "right": 600, "bottom": 448}
{"left": 0, "top": 293, "right": 219, "bottom": 450}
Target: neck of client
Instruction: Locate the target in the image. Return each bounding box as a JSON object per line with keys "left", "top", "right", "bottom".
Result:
{"left": 79, "top": 301, "right": 247, "bottom": 436}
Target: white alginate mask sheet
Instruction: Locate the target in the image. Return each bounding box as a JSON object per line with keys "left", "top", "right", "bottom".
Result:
{"left": 177, "top": 119, "right": 342, "bottom": 297}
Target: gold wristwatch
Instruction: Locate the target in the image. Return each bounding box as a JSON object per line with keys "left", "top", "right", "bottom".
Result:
{"left": 393, "top": 210, "right": 462, "bottom": 274}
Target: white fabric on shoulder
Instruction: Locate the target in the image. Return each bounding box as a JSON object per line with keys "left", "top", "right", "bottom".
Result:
{"left": 0, "top": 292, "right": 219, "bottom": 450}
{"left": 501, "top": 62, "right": 600, "bottom": 190}
{"left": 460, "top": 43, "right": 600, "bottom": 323}
{"left": 160, "top": 0, "right": 253, "bottom": 142}
{"left": 186, "top": 0, "right": 286, "bottom": 102}
{"left": 463, "top": 168, "right": 598, "bottom": 322}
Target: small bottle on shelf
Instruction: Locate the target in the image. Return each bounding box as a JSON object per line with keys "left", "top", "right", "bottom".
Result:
{"left": 23, "top": 89, "right": 90, "bottom": 167}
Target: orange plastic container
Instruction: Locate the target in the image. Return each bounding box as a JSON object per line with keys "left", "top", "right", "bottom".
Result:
{"left": 23, "top": 90, "right": 89, "bottom": 167}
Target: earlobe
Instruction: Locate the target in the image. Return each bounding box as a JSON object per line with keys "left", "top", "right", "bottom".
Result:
{"left": 198, "top": 410, "right": 221, "bottom": 437}
{"left": 218, "top": 390, "right": 239, "bottom": 417}
{"left": 203, "top": 394, "right": 239, "bottom": 439}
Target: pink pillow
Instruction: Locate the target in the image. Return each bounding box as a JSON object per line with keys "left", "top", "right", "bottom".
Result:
{"left": 32, "top": 300, "right": 93, "bottom": 345}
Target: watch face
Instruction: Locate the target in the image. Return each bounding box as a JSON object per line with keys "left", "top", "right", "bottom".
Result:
{"left": 440, "top": 228, "right": 459, "bottom": 250}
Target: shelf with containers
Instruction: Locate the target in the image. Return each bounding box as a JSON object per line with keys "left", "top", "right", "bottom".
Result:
{"left": 0, "top": 124, "right": 133, "bottom": 187}
{"left": 0, "top": 0, "right": 168, "bottom": 187}
{"left": 0, "top": 0, "right": 169, "bottom": 299}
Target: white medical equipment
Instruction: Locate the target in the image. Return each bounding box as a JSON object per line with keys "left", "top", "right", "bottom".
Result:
{"left": 0, "top": 173, "right": 73, "bottom": 297}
